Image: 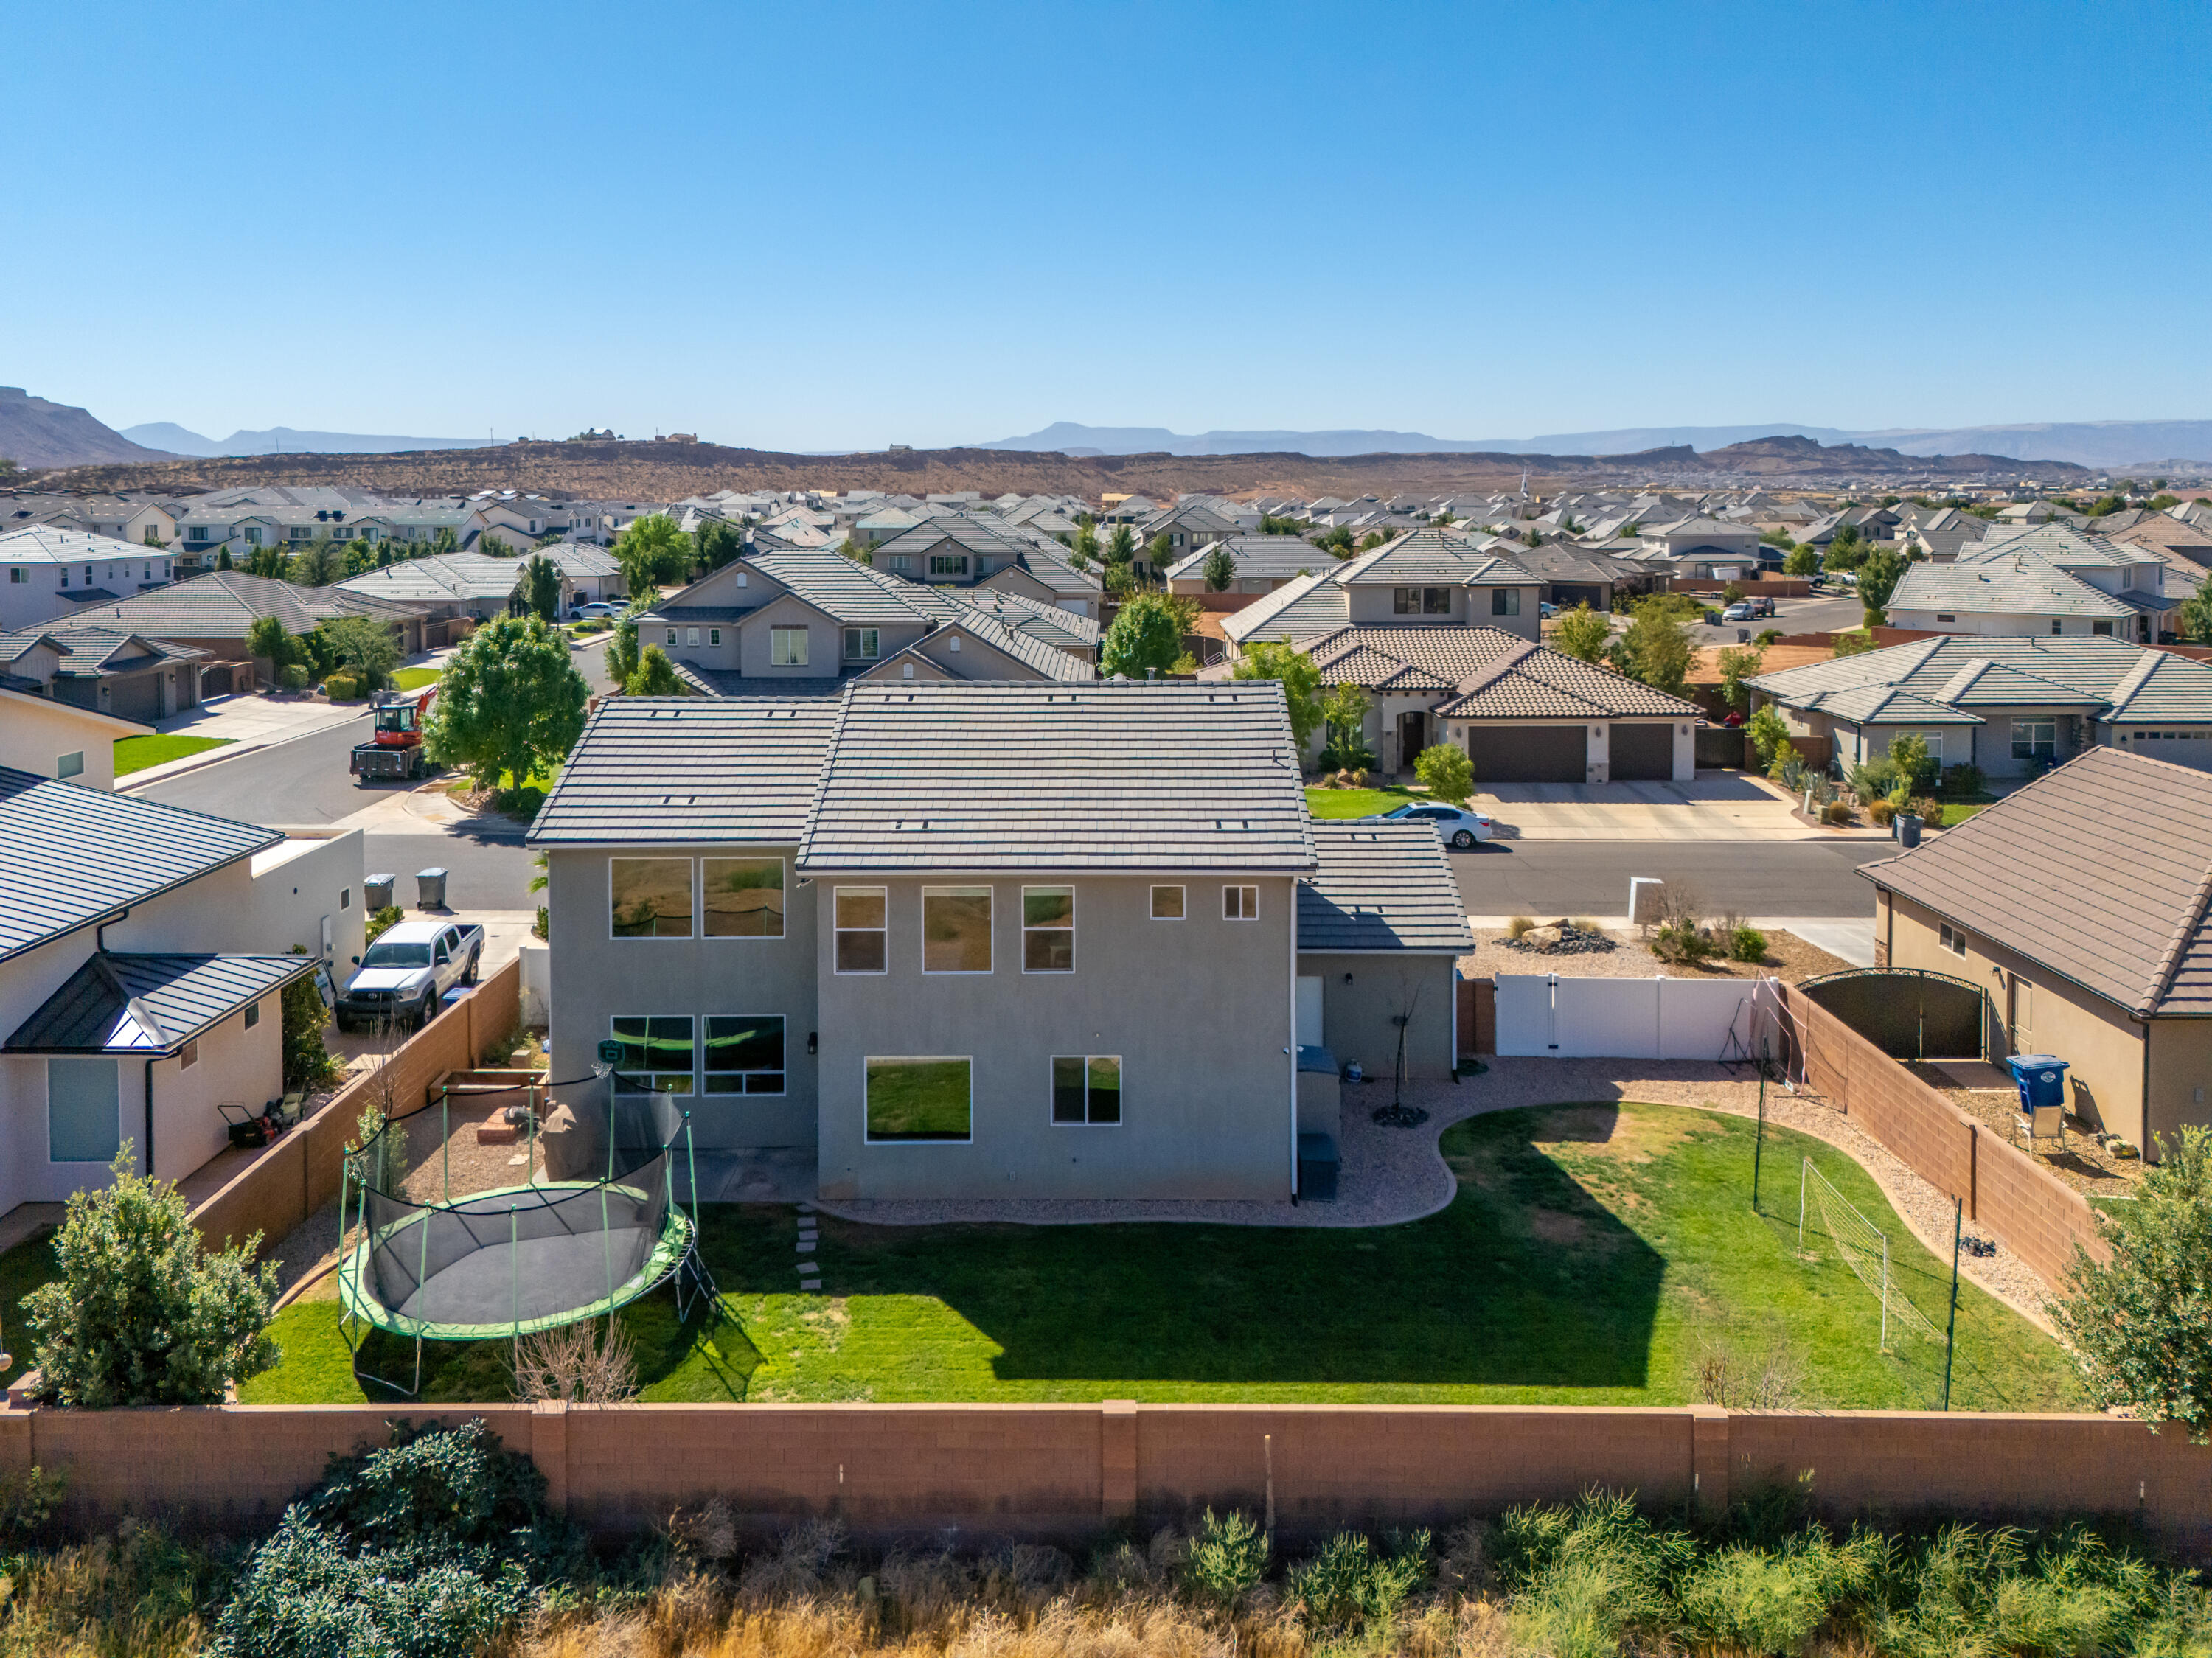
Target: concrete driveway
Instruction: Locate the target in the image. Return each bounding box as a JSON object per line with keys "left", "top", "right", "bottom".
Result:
{"left": 1472, "top": 774, "right": 1889, "bottom": 841}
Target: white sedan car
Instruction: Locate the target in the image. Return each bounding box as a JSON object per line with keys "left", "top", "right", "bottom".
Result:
{"left": 1362, "top": 802, "right": 1495, "bottom": 849}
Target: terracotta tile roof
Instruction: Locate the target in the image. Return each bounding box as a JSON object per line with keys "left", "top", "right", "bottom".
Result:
{"left": 1302, "top": 624, "right": 1700, "bottom": 720}
{"left": 1863, "top": 746, "right": 2212, "bottom": 1017}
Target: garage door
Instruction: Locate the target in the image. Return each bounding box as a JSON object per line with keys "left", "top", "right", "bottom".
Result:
{"left": 1468, "top": 723, "right": 1586, "bottom": 782}
{"left": 1610, "top": 722, "right": 1675, "bottom": 781}
{"left": 107, "top": 672, "right": 163, "bottom": 724}
{"left": 2126, "top": 731, "right": 2212, "bottom": 772}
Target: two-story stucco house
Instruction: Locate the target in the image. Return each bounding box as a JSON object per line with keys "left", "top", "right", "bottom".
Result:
{"left": 529, "top": 683, "right": 1470, "bottom": 1204}
{"left": 1222, "top": 529, "right": 1543, "bottom": 652}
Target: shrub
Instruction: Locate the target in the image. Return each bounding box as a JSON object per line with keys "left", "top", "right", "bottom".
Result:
{"left": 322, "top": 672, "right": 358, "bottom": 701}
{"left": 1290, "top": 1528, "right": 1430, "bottom": 1631}
{"left": 1654, "top": 923, "right": 1716, "bottom": 964}
{"left": 1182, "top": 1508, "right": 1270, "bottom": 1607}
{"left": 283, "top": 947, "right": 341, "bottom": 1090}
{"left": 532, "top": 904, "right": 549, "bottom": 941}
{"left": 1869, "top": 798, "right": 1896, "bottom": 826}
{"left": 1887, "top": 731, "right": 1938, "bottom": 791}
{"left": 279, "top": 662, "right": 310, "bottom": 691}
{"left": 1912, "top": 796, "right": 1945, "bottom": 828}
{"left": 1413, "top": 741, "right": 1474, "bottom": 805}
{"left": 22, "top": 1146, "right": 278, "bottom": 1407}
{"left": 1730, "top": 925, "right": 1769, "bottom": 963}
{"left": 1821, "top": 799, "right": 1854, "bottom": 825}
{"left": 1505, "top": 916, "right": 1536, "bottom": 940}
{"left": 1941, "top": 762, "right": 1986, "bottom": 798}
{"left": 364, "top": 904, "right": 405, "bottom": 945}
{"left": 512, "top": 1318, "right": 639, "bottom": 1403}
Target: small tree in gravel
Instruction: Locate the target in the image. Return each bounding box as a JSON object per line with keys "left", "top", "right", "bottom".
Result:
{"left": 23, "top": 1146, "right": 278, "bottom": 1407}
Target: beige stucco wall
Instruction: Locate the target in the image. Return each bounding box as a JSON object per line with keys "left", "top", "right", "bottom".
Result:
{"left": 1296, "top": 952, "right": 1456, "bottom": 1082}
{"left": 815, "top": 872, "right": 1296, "bottom": 1202}
{"left": 0, "top": 694, "right": 128, "bottom": 787}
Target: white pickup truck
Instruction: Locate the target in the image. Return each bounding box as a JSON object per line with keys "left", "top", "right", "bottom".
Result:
{"left": 335, "top": 919, "right": 486, "bottom": 1033}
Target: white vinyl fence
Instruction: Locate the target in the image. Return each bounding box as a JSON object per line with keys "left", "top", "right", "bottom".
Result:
{"left": 1494, "top": 974, "right": 1780, "bottom": 1062}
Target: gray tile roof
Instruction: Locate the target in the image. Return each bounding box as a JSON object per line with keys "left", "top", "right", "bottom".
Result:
{"left": 1221, "top": 572, "right": 1350, "bottom": 643}
{"left": 335, "top": 554, "right": 526, "bottom": 606}
{"left": 1889, "top": 551, "right": 2135, "bottom": 620}
{"left": 1164, "top": 534, "right": 1330, "bottom": 584}
{"left": 1335, "top": 529, "right": 1531, "bottom": 587}
{"left": 529, "top": 697, "right": 841, "bottom": 846}
{"left": 1749, "top": 635, "right": 2212, "bottom": 726}
{"left": 1863, "top": 747, "right": 2212, "bottom": 1017}
{"left": 945, "top": 587, "right": 1100, "bottom": 649}
{"left": 0, "top": 767, "right": 282, "bottom": 963}
{"left": 49, "top": 570, "right": 413, "bottom": 636}
{"left": 748, "top": 550, "right": 948, "bottom": 624}
{"left": 0, "top": 625, "right": 206, "bottom": 678}
{"left": 1298, "top": 823, "right": 1473, "bottom": 953}
{"left": 6, "top": 952, "right": 313, "bottom": 1053}
{"left": 796, "top": 682, "right": 1315, "bottom": 873}
{"left": 0, "top": 526, "right": 153, "bottom": 568}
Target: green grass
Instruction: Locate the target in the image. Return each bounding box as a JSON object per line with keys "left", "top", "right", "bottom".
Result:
{"left": 0, "top": 1230, "right": 60, "bottom": 1390}
{"left": 111, "top": 734, "right": 233, "bottom": 776}
{"left": 1305, "top": 784, "right": 1422, "bottom": 819}
{"left": 241, "top": 1104, "right": 2078, "bottom": 1410}
{"left": 391, "top": 666, "right": 442, "bottom": 690}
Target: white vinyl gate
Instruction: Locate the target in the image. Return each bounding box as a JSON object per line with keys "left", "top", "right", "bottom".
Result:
{"left": 1494, "top": 974, "right": 1778, "bottom": 1061}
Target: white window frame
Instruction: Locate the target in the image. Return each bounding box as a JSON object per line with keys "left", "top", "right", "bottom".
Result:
{"left": 833, "top": 885, "right": 888, "bottom": 974}
{"left": 921, "top": 885, "right": 994, "bottom": 974}
{"left": 1224, "top": 884, "right": 1259, "bottom": 920}
{"left": 1020, "top": 885, "right": 1075, "bottom": 974}
{"left": 709, "top": 627, "right": 722, "bottom": 647}
{"left": 844, "top": 627, "right": 880, "bottom": 660}
{"left": 609, "top": 856, "right": 696, "bottom": 939}
{"left": 1150, "top": 884, "right": 1185, "bottom": 920}
{"left": 610, "top": 1014, "right": 696, "bottom": 1096}
{"left": 702, "top": 856, "right": 785, "bottom": 939}
{"left": 1492, "top": 588, "right": 1521, "bottom": 616}
{"left": 863, "top": 1054, "right": 974, "bottom": 1145}
{"left": 771, "top": 626, "right": 810, "bottom": 666}
{"left": 702, "top": 1013, "right": 786, "bottom": 1097}
{"left": 928, "top": 554, "right": 970, "bottom": 577}
{"left": 1050, "top": 1054, "right": 1123, "bottom": 1127}
{"left": 1939, "top": 922, "right": 1967, "bottom": 958}
{"left": 2011, "top": 718, "right": 2056, "bottom": 763}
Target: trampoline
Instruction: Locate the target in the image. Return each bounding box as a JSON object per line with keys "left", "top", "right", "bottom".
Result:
{"left": 338, "top": 1078, "right": 717, "bottom": 1394}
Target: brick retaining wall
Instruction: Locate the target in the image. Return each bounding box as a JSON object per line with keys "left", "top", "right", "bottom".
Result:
{"left": 1776, "top": 983, "right": 2107, "bottom": 1286}
{"left": 188, "top": 959, "right": 522, "bottom": 1259}
{"left": 1, "top": 1401, "right": 2205, "bottom": 1550}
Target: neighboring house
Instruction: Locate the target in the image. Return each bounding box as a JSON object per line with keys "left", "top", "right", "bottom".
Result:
{"left": 1135, "top": 501, "right": 1239, "bottom": 562}
{"left": 0, "top": 686, "right": 140, "bottom": 787}
{"left": 1888, "top": 528, "right": 2183, "bottom": 642}
{"left": 639, "top": 551, "right": 1099, "bottom": 695}
{"left": 1222, "top": 529, "right": 1542, "bottom": 651}
{"left": 1164, "top": 534, "right": 1328, "bottom": 595}
{"left": 1747, "top": 634, "right": 2212, "bottom": 779}
{"left": 524, "top": 541, "right": 627, "bottom": 607}
{"left": 529, "top": 683, "right": 1467, "bottom": 1202}
{"left": 0, "top": 495, "right": 176, "bottom": 548}
{"left": 866, "top": 515, "right": 1104, "bottom": 614}
{"left": 1294, "top": 625, "right": 1700, "bottom": 781}
{"left": 2101, "top": 512, "right": 2212, "bottom": 580}
{"left": 1506, "top": 543, "right": 1643, "bottom": 611}
{"left": 1636, "top": 516, "right": 1764, "bottom": 579}
{"left": 0, "top": 625, "right": 206, "bottom": 722}
{"left": 1863, "top": 747, "right": 2212, "bottom": 1157}
{"left": 1, "top": 527, "right": 180, "bottom": 631}
{"left": 50, "top": 570, "right": 425, "bottom": 669}
{"left": 0, "top": 767, "right": 365, "bottom": 1211}
{"left": 333, "top": 552, "right": 547, "bottom": 624}
{"left": 1902, "top": 506, "right": 1992, "bottom": 561}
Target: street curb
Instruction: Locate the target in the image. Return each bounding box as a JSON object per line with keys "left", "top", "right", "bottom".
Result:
{"left": 116, "top": 740, "right": 266, "bottom": 791}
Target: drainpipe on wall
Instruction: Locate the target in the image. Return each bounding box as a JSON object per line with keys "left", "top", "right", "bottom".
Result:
{"left": 143, "top": 1056, "right": 156, "bottom": 1179}
{"left": 1287, "top": 883, "right": 1300, "bottom": 1203}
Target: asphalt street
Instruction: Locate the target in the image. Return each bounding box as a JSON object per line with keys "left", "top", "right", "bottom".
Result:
{"left": 1450, "top": 838, "right": 1892, "bottom": 918}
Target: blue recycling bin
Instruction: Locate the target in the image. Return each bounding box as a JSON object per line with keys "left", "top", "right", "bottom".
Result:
{"left": 2006, "top": 1054, "right": 2068, "bottom": 1115}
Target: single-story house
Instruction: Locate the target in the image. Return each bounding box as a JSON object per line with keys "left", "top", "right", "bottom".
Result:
{"left": 1747, "top": 635, "right": 2212, "bottom": 779}
{"left": 1165, "top": 534, "right": 1327, "bottom": 595}
{"left": 527, "top": 682, "right": 1468, "bottom": 1203}
{"left": 33, "top": 569, "right": 425, "bottom": 672}
{"left": 1864, "top": 747, "right": 2212, "bottom": 1156}
{"left": 0, "top": 625, "right": 206, "bottom": 722}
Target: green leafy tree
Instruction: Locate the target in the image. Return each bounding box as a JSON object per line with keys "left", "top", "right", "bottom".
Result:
{"left": 1716, "top": 642, "right": 1764, "bottom": 708}
{"left": 521, "top": 554, "right": 562, "bottom": 623}
{"left": 1746, "top": 703, "right": 1792, "bottom": 771}
{"left": 1782, "top": 543, "right": 1820, "bottom": 577}
{"left": 1320, "top": 682, "right": 1371, "bottom": 767}
{"left": 216, "top": 546, "right": 234, "bottom": 571}
{"left": 431, "top": 525, "right": 459, "bottom": 555}
{"left": 1887, "top": 731, "right": 1936, "bottom": 792}
{"left": 1357, "top": 531, "right": 1389, "bottom": 552}
{"left": 603, "top": 613, "right": 641, "bottom": 686}
{"left": 1102, "top": 561, "right": 1136, "bottom": 600}
{"left": 314, "top": 615, "right": 400, "bottom": 694}
{"left": 0, "top": 456, "right": 16, "bottom": 478}
{"left": 1415, "top": 742, "right": 1474, "bottom": 804}
{"left": 1100, "top": 590, "right": 1188, "bottom": 680}
{"left": 1318, "top": 525, "right": 1355, "bottom": 558}
{"left": 2054, "top": 1126, "right": 2212, "bottom": 1440}
{"left": 612, "top": 513, "right": 695, "bottom": 591}
{"left": 695, "top": 518, "right": 743, "bottom": 571}
{"left": 1232, "top": 639, "right": 1323, "bottom": 750}
{"left": 423, "top": 616, "right": 588, "bottom": 790}
{"left": 245, "top": 543, "right": 291, "bottom": 579}
{"left": 1622, "top": 603, "right": 1694, "bottom": 697}
{"left": 1822, "top": 525, "right": 1869, "bottom": 573}
{"left": 1832, "top": 629, "right": 1877, "bottom": 658}
{"left": 288, "top": 535, "right": 344, "bottom": 587}
{"left": 246, "top": 615, "right": 296, "bottom": 670}
{"left": 282, "top": 947, "right": 340, "bottom": 1087}
{"left": 1259, "top": 514, "right": 1307, "bottom": 535}
{"left": 1072, "top": 522, "right": 1101, "bottom": 565}
{"left": 836, "top": 537, "right": 873, "bottom": 565}
{"left": 625, "top": 644, "right": 685, "bottom": 696}
{"left": 1107, "top": 523, "right": 1135, "bottom": 566}
{"left": 22, "top": 1146, "right": 278, "bottom": 1407}
{"left": 1202, "top": 545, "right": 1237, "bottom": 591}
{"left": 1857, "top": 546, "right": 1907, "bottom": 627}
{"left": 1144, "top": 531, "right": 1174, "bottom": 580}
{"left": 1553, "top": 602, "right": 1611, "bottom": 663}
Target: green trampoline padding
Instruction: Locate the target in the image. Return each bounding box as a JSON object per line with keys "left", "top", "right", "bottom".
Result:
{"left": 340, "top": 1180, "right": 695, "bottom": 1342}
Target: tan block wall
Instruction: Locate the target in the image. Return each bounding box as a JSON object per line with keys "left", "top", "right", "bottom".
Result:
{"left": 2, "top": 1402, "right": 2208, "bottom": 1554}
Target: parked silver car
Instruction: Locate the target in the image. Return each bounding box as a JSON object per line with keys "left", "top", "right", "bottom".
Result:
{"left": 1361, "top": 802, "right": 1495, "bottom": 849}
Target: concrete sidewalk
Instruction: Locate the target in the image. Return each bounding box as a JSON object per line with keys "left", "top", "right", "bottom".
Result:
{"left": 122, "top": 693, "right": 370, "bottom": 790}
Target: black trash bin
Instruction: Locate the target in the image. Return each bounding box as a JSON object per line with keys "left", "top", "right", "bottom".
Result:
{"left": 415, "top": 867, "right": 449, "bottom": 909}
{"left": 1298, "top": 1132, "right": 1340, "bottom": 1202}
{"left": 364, "top": 873, "right": 397, "bottom": 911}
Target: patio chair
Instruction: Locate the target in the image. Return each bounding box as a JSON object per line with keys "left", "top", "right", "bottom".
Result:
{"left": 2017, "top": 1104, "right": 2065, "bottom": 1157}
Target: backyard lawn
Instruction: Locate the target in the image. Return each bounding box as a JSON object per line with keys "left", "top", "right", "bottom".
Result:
{"left": 0, "top": 1230, "right": 59, "bottom": 1390}
{"left": 111, "top": 734, "right": 232, "bottom": 776}
{"left": 240, "top": 1104, "right": 2079, "bottom": 1412}
{"left": 1304, "top": 784, "right": 1422, "bottom": 820}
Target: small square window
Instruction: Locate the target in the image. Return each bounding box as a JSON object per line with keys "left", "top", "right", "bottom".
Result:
{"left": 245, "top": 1000, "right": 262, "bottom": 1028}
{"left": 1150, "top": 884, "right": 1185, "bottom": 919}
{"left": 922, "top": 886, "right": 992, "bottom": 972}
{"left": 340, "top": 887, "right": 352, "bottom": 910}
{"left": 55, "top": 751, "right": 85, "bottom": 779}
{"left": 866, "top": 1056, "right": 971, "bottom": 1142}
{"left": 1051, "top": 1055, "right": 1121, "bottom": 1125}
{"left": 835, "top": 886, "right": 888, "bottom": 973}
{"left": 1022, "top": 886, "right": 1074, "bottom": 972}
{"left": 1224, "top": 885, "right": 1258, "bottom": 919}
{"left": 1492, "top": 588, "right": 1520, "bottom": 616}
{"left": 704, "top": 1015, "right": 785, "bottom": 1095}
{"left": 1939, "top": 922, "right": 1968, "bottom": 958}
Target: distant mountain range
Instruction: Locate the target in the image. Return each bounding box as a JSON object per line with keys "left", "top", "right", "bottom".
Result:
{"left": 979, "top": 419, "right": 2212, "bottom": 470}
{"left": 121, "top": 422, "right": 504, "bottom": 458}
{"left": 0, "top": 388, "right": 175, "bottom": 468}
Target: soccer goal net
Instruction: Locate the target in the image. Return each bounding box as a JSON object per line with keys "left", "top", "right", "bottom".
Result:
{"left": 1798, "top": 1158, "right": 1936, "bottom": 1348}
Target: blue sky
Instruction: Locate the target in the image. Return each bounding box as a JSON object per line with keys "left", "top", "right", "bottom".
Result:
{"left": 10, "top": 0, "right": 2208, "bottom": 450}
